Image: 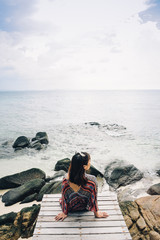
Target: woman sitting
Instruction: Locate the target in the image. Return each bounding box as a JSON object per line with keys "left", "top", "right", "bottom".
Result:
{"left": 55, "top": 152, "right": 109, "bottom": 221}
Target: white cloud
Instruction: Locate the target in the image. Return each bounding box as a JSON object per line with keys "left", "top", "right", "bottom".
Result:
{"left": 0, "top": 0, "right": 160, "bottom": 90}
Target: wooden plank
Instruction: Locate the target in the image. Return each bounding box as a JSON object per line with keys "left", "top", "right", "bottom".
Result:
{"left": 33, "top": 234, "right": 131, "bottom": 240}
{"left": 42, "top": 196, "right": 117, "bottom": 201}
{"left": 36, "top": 220, "right": 127, "bottom": 228}
{"left": 34, "top": 226, "right": 129, "bottom": 235}
{"left": 39, "top": 209, "right": 122, "bottom": 216}
{"left": 81, "top": 233, "right": 132, "bottom": 240}
{"left": 44, "top": 193, "right": 116, "bottom": 197}
{"left": 37, "top": 214, "right": 125, "bottom": 222}
{"left": 41, "top": 200, "right": 119, "bottom": 206}
{"left": 40, "top": 205, "right": 121, "bottom": 211}
{"left": 32, "top": 235, "right": 80, "bottom": 240}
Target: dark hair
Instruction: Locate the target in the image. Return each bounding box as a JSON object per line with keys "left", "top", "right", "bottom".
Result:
{"left": 69, "top": 152, "right": 90, "bottom": 186}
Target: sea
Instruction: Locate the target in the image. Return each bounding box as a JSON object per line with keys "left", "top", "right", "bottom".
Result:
{"left": 0, "top": 90, "right": 160, "bottom": 178}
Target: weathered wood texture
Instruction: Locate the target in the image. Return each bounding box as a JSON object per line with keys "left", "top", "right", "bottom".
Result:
{"left": 32, "top": 193, "right": 132, "bottom": 240}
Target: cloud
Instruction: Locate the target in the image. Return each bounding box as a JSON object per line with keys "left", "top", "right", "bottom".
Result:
{"left": 139, "top": 0, "right": 160, "bottom": 29}
{"left": 0, "top": 0, "right": 160, "bottom": 90}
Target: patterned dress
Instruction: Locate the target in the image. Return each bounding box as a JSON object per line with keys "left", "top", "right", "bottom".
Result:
{"left": 59, "top": 173, "right": 99, "bottom": 215}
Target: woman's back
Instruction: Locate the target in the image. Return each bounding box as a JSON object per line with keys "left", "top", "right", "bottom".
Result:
{"left": 55, "top": 152, "right": 108, "bottom": 221}
{"left": 60, "top": 175, "right": 98, "bottom": 214}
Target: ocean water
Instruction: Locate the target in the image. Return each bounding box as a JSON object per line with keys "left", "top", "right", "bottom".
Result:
{"left": 0, "top": 90, "right": 160, "bottom": 178}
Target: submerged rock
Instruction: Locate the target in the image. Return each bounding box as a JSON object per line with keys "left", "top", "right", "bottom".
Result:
{"left": 157, "top": 170, "right": 160, "bottom": 176}
{"left": 2, "top": 179, "right": 45, "bottom": 206}
{"left": 12, "top": 136, "right": 30, "bottom": 149}
{"left": 103, "top": 123, "right": 126, "bottom": 131}
{"left": 0, "top": 168, "right": 46, "bottom": 189}
{"left": 30, "top": 141, "right": 44, "bottom": 150}
{"left": 35, "top": 132, "right": 49, "bottom": 144}
{"left": 54, "top": 158, "right": 103, "bottom": 177}
{"left": 85, "top": 122, "right": 100, "bottom": 126}
{"left": 104, "top": 160, "right": 143, "bottom": 189}
{"left": 12, "top": 132, "right": 49, "bottom": 152}
{"left": 147, "top": 183, "right": 160, "bottom": 195}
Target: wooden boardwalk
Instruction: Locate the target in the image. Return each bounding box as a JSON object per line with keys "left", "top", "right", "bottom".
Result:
{"left": 32, "top": 193, "right": 132, "bottom": 240}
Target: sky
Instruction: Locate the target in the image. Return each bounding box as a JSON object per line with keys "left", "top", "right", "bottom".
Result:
{"left": 0, "top": 0, "right": 160, "bottom": 91}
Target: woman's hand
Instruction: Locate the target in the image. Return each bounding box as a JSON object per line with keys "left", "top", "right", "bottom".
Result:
{"left": 55, "top": 212, "right": 67, "bottom": 221}
{"left": 94, "top": 211, "right": 109, "bottom": 218}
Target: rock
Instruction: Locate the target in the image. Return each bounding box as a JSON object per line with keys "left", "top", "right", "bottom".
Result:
{"left": 20, "top": 193, "right": 38, "bottom": 204}
{"left": 35, "top": 132, "right": 49, "bottom": 144}
{"left": 14, "top": 204, "right": 40, "bottom": 238}
{"left": 135, "top": 196, "right": 160, "bottom": 232}
{"left": 0, "top": 212, "right": 17, "bottom": 225}
{"left": 136, "top": 216, "right": 147, "bottom": 231}
{"left": 30, "top": 142, "right": 44, "bottom": 150}
{"left": 104, "top": 160, "right": 143, "bottom": 189}
{"left": 149, "top": 231, "right": 160, "bottom": 240}
{"left": 117, "top": 186, "right": 145, "bottom": 203}
{"left": 50, "top": 181, "right": 62, "bottom": 194}
{"left": 1, "top": 141, "right": 9, "bottom": 146}
{"left": 46, "top": 170, "right": 66, "bottom": 182}
{"left": 0, "top": 168, "right": 46, "bottom": 189}
{"left": 54, "top": 158, "right": 71, "bottom": 172}
{"left": 37, "top": 182, "right": 56, "bottom": 201}
{"left": 54, "top": 158, "right": 103, "bottom": 177}
{"left": 12, "top": 136, "right": 30, "bottom": 149}
{"left": 120, "top": 196, "right": 160, "bottom": 240}
{"left": 0, "top": 224, "right": 20, "bottom": 240}
{"left": 14, "top": 147, "right": 23, "bottom": 151}
{"left": 157, "top": 170, "right": 160, "bottom": 176}
{"left": 124, "top": 215, "right": 133, "bottom": 229}
{"left": 103, "top": 123, "right": 126, "bottom": 131}
{"left": 37, "top": 181, "right": 62, "bottom": 201}
{"left": 147, "top": 183, "right": 160, "bottom": 195}
{"left": 2, "top": 179, "right": 45, "bottom": 206}
{"left": 0, "top": 204, "right": 40, "bottom": 239}
{"left": 85, "top": 122, "right": 100, "bottom": 126}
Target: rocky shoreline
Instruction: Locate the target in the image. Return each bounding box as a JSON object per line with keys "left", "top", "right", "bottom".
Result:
{"left": 0, "top": 133, "right": 160, "bottom": 239}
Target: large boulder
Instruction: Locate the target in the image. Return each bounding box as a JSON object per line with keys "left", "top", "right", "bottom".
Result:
{"left": 12, "top": 136, "right": 30, "bottom": 149}
{"left": 104, "top": 160, "right": 143, "bottom": 189}
{"left": 2, "top": 179, "right": 45, "bottom": 206}
{"left": 0, "top": 168, "right": 46, "bottom": 189}
{"left": 54, "top": 158, "right": 71, "bottom": 172}
{"left": 54, "top": 158, "right": 103, "bottom": 177}
{"left": 120, "top": 196, "right": 160, "bottom": 240}
{"left": 20, "top": 193, "right": 38, "bottom": 204}
{"left": 14, "top": 204, "right": 40, "bottom": 238}
{"left": 0, "top": 204, "right": 40, "bottom": 240}
{"left": 37, "top": 181, "right": 62, "bottom": 201}
{"left": 147, "top": 183, "right": 160, "bottom": 195}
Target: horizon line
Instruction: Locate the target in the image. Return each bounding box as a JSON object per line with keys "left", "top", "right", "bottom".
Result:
{"left": 0, "top": 88, "right": 160, "bottom": 92}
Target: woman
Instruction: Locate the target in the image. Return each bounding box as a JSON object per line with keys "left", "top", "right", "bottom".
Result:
{"left": 55, "top": 152, "right": 109, "bottom": 221}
